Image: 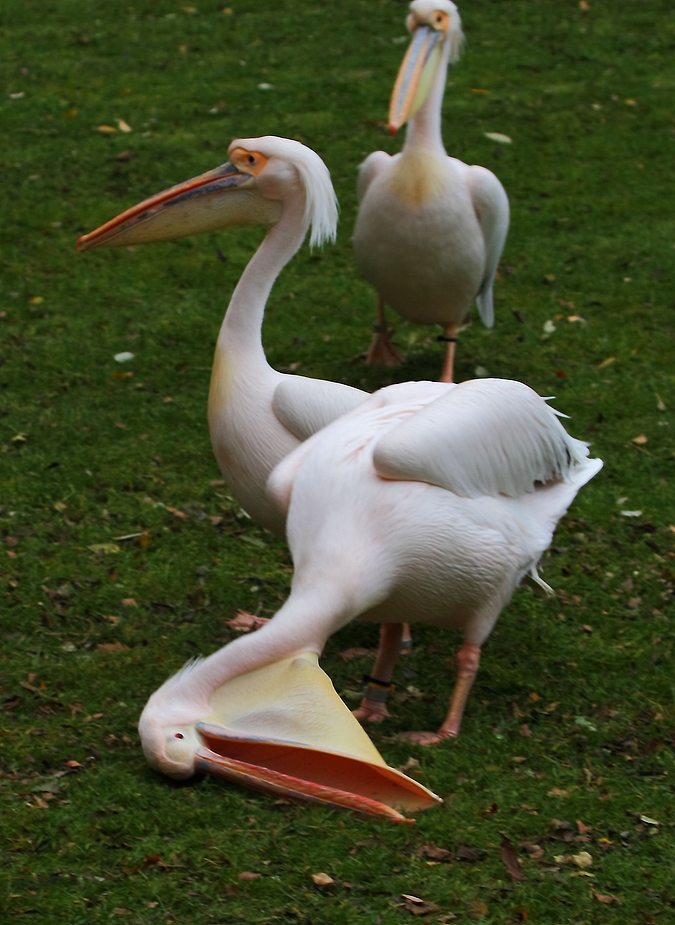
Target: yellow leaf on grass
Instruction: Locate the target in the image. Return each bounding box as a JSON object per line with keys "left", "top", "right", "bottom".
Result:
{"left": 116, "top": 119, "right": 132, "bottom": 133}
{"left": 312, "top": 873, "right": 335, "bottom": 887}
{"left": 597, "top": 356, "right": 615, "bottom": 368}
{"left": 97, "top": 124, "right": 117, "bottom": 133}
{"left": 632, "top": 434, "right": 648, "bottom": 445}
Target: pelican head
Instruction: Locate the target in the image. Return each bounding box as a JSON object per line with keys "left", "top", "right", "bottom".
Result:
{"left": 138, "top": 653, "right": 441, "bottom": 822}
{"left": 77, "top": 136, "right": 338, "bottom": 252}
{"left": 389, "top": 0, "right": 464, "bottom": 134}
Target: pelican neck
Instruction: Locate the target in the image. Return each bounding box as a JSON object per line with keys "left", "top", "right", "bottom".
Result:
{"left": 217, "top": 191, "right": 307, "bottom": 368}
{"left": 403, "top": 39, "right": 450, "bottom": 156}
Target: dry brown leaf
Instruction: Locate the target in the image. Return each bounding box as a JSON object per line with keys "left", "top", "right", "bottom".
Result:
{"left": 576, "top": 820, "right": 593, "bottom": 835}
{"left": 500, "top": 834, "right": 526, "bottom": 882}
{"left": 339, "top": 647, "right": 374, "bottom": 660}
{"left": 593, "top": 892, "right": 619, "bottom": 904}
{"left": 96, "top": 642, "right": 129, "bottom": 653}
{"left": 548, "top": 788, "right": 570, "bottom": 798}
{"left": 116, "top": 119, "right": 132, "bottom": 132}
{"left": 597, "top": 356, "right": 616, "bottom": 369}
{"left": 238, "top": 871, "right": 261, "bottom": 881}
{"left": 97, "top": 124, "right": 117, "bottom": 133}
{"left": 166, "top": 506, "right": 188, "bottom": 519}
{"left": 311, "top": 872, "right": 335, "bottom": 887}
{"left": 122, "top": 598, "right": 137, "bottom": 607}
{"left": 572, "top": 851, "right": 593, "bottom": 868}
{"left": 402, "top": 895, "right": 440, "bottom": 916}
{"left": 419, "top": 844, "right": 453, "bottom": 862}
{"left": 632, "top": 434, "right": 648, "bottom": 445}
{"left": 466, "top": 900, "right": 488, "bottom": 919}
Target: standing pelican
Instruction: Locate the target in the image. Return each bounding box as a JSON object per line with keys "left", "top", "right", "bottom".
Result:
{"left": 139, "top": 377, "right": 601, "bottom": 811}
{"left": 78, "top": 137, "right": 367, "bottom": 535}
{"left": 354, "top": 0, "right": 509, "bottom": 381}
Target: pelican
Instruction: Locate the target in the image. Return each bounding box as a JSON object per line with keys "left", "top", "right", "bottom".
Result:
{"left": 78, "top": 136, "right": 367, "bottom": 535}
{"left": 139, "top": 377, "right": 601, "bottom": 811}
{"left": 78, "top": 136, "right": 413, "bottom": 653}
{"left": 354, "top": 0, "right": 510, "bottom": 382}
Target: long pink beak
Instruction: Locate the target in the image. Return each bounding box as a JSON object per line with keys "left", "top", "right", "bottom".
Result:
{"left": 76, "top": 161, "right": 252, "bottom": 252}
{"left": 195, "top": 723, "right": 441, "bottom": 822}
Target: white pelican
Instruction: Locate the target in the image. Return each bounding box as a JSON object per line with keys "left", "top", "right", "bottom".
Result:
{"left": 78, "top": 136, "right": 413, "bottom": 653}
{"left": 77, "top": 136, "right": 367, "bottom": 535}
{"left": 353, "top": 0, "right": 510, "bottom": 382}
{"left": 139, "top": 377, "right": 601, "bottom": 811}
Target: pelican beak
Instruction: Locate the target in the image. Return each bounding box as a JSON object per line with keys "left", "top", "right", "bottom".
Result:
{"left": 192, "top": 654, "right": 441, "bottom": 822}
{"left": 76, "top": 161, "right": 268, "bottom": 252}
{"left": 389, "top": 25, "right": 444, "bottom": 134}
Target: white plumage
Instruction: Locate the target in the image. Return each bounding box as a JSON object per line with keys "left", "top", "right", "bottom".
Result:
{"left": 354, "top": 0, "right": 509, "bottom": 381}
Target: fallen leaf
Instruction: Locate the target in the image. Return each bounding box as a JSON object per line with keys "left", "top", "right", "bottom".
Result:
{"left": 97, "top": 124, "right": 117, "bottom": 133}
{"left": 597, "top": 356, "right": 616, "bottom": 368}
{"left": 576, "top": 820, "right": 593, "bottom": 835}
{"left": 402, "top": 895, "right": 440, "bottom": 916}
{"left": 579, "top": 0, "right": 590, "bottom": 9}
{"left": 88, "top": 543, "right": 121, "bottom": 555}
{"left": 400, "top": 757, "right": 421, "bottom": 773}
{"left": 456, "top": 845, "right": 487, "bottom": 862}
{"left": 593, "top": 892, "right": 619, "bottom": 904}
{"left": 238, "top": 871, "right": 261, "bottom": 881}
{"left": 632, "top": 434, "right": 648, "bottom": 445}
{"left": 312, "top": 872, "right": 335, "bottom": 887}
{"left": 122, "top": 598, "right": 137, "bottom": 607}
{"left": 548, "top": 788, "right": 570, "bottom": 798}
{"left": 114, "top": 422, "right": 127, "bottom": 429}
{"left": 572, "top": 851, "right": 593, "bottom": 868}
{"left": 470, "top": 88, "right": 489, "bottom": 94}
{"left": 543, "top": 274, "right": 556, "bottom": 284}
{"left": 500, "top": 834, "right": 526, "bottom": 881}
{"left": 339, "top": 647, "right": 374, "bottom": 660}
{"left": 166, "top": 506, "right": 188, "bottom": 519}
{"left": 625, "top": 98, "right": 637, "bottom": 106}
{"left": 419, "top": 844, "right": 453, "bottom": 861}
{"left": 620, "top": 510, "right": 642, "bottom": 518}
{"left": 638, "top": 814, "right": 659, "bottom": 826}
{"left": 466, "top": 900, "right": 488, "bottom": 919}
{"left": 484, "top": 131, "right": 511, "bottom": 144}
{"left": 656, "top": 393, "right": 667, "bottom": 411}
{"left": 116, "top": 119, "right": 132, "bottom": 133}
{"left": 96, "top": 642, "right": 129, "bottom": 653}
{"left": 114, "top": 351, "right": 135, "bottom": 363}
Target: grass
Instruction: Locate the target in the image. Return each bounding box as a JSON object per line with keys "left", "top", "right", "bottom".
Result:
{"left": 1, "top": 0, "right": 674, "bottom": 922}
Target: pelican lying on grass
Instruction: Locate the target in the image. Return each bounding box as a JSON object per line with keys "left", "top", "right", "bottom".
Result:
{"left": 354, "top": 0, "right": 509, "bottom": 381}
{"left": 139, "top": 377, "right": 600, "bottom": 814}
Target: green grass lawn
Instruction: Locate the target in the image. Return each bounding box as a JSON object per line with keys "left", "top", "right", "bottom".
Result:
{"left": 1, "top": 0, "right": 674, "bottom": 922}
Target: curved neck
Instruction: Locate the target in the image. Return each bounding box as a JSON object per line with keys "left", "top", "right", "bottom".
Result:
{"left": 403, "top": 42, "right": 450, "bottom": 155}
{"left": 217, "top": 191, "right": 307, "bottom": 371}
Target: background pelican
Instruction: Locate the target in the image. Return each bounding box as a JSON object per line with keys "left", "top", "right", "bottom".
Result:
{"left": 354, "top": 0, "right": 510, "bottom": 381}
{"left": 139, "top": 377, "right": 601, "bottom": 808}
{"left": 78, "top": 137, "right": 367, "bottom": 535}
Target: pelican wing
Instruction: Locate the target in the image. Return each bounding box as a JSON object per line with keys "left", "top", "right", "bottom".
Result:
{"left": 467, "top": 166, "right": 510, "bottom": 327}
{"left": 372, "top": 378, "right": 594, "bottom": 499}
{"left": 272, "top": 377, "right": 368, "bottom": 442}
{"left": 357, "top": 151, "right": 392, "bottom": 202}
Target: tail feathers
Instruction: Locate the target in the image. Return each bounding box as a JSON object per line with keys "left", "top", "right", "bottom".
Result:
{"left": 476, "top": 284, "right": 494, "bottom": 328}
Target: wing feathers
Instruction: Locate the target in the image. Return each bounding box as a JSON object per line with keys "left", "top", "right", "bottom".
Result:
{"left": 373, "top": 379, "right": 594, "bottom": 499}
{"left": 272, "top": 377, "right": 368, "bottom": 443}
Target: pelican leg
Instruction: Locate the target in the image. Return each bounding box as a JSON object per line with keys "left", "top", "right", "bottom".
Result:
{"left": 400, "top": 622, "right": 413, "bottom": 655}
{"left": 366, "top": 296, "right": 404, "bottom": 367}
{"left": 438, "top": 323, "right": 459, "bottom": 383}
{"left": 353, "top": 623, "right": 403, "bottom": 723}
{"left": 395, "top": 643, "right": 481, "bottom": 746}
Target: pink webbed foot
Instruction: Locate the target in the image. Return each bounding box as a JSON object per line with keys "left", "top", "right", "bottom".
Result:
{"left": 366, "top": 327, "right": 404, "bottom": 367}
{"left": 394, "top": 729, "right": 456, "bottom": 747}
{"left": 353, "top": 698, "right": 391, "bottom": 724}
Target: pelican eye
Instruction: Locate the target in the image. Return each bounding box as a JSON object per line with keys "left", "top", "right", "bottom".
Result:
{"left": 174, "top": 733, "right": 185, "bottom": 739}
{"left": 247, "top": 154, "right": 256, "bottom": 165}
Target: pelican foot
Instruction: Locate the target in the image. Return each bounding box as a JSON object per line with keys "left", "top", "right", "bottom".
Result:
{"left": 394, "top": 729, "right": 455, "bottom": 747}
{"left": 353, "top": 698, "right": 391, "bottom": 723}
{"left": 225, "top": 611, "right": 270, "bottom": 633}
{"left": 366, "top": 331, "right": 404, "bottom": 367}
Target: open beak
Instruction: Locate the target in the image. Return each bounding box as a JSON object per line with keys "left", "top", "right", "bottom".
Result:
{"left": 76, "top": 161, "right": 255, "bottom": 252}
{"left": 389, "top": 25, "right": 443, "bottom": 134}
{"left": 193, "top": 654, "right": 441, "bottom": 822}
